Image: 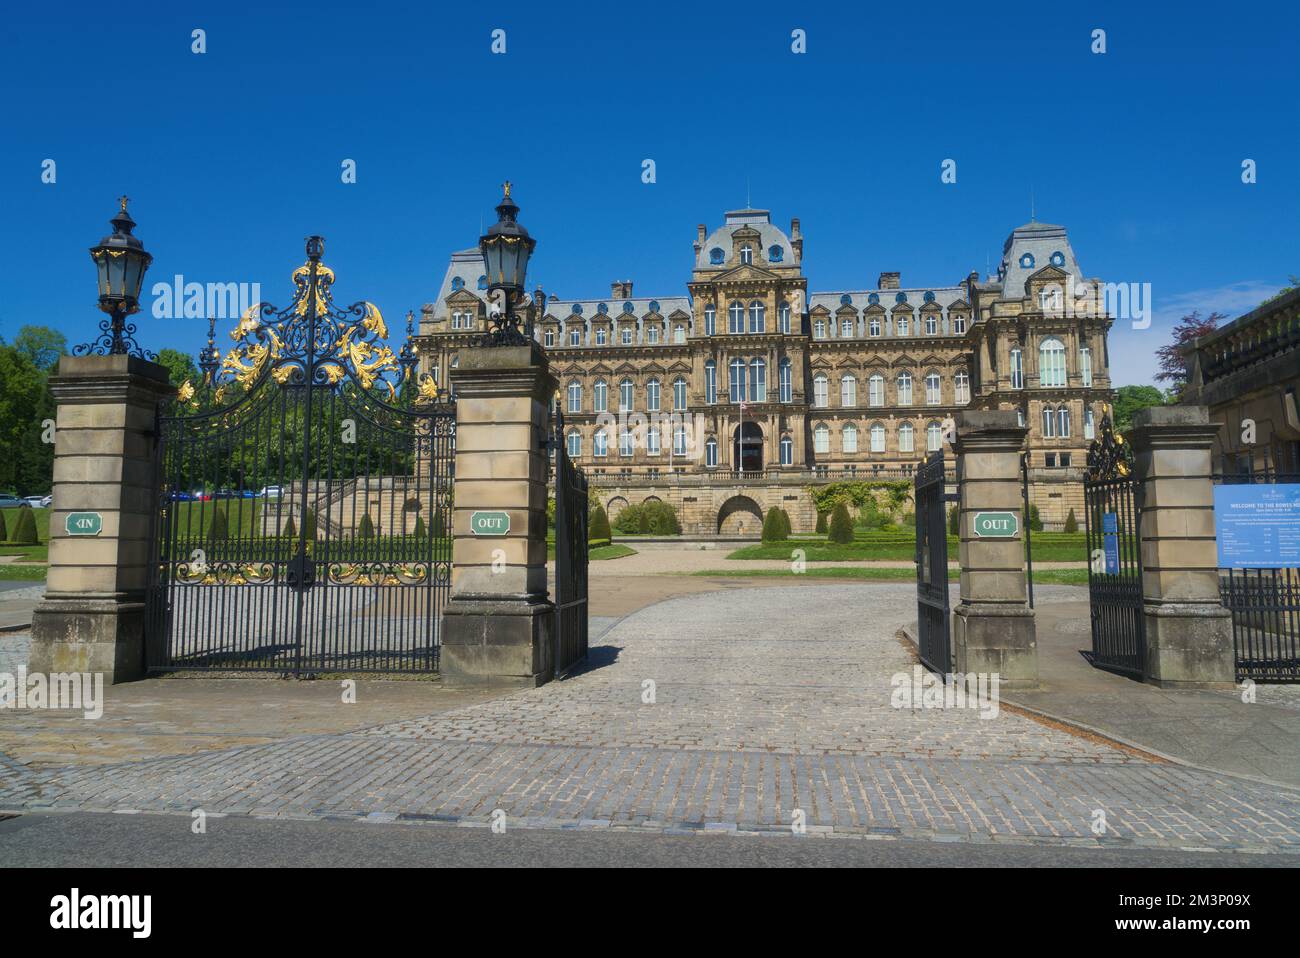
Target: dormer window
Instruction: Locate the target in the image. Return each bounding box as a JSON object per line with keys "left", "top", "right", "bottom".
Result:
{"left": 709, "top": 247, "right": 725, "bottom": 264}
{"left": 1050, "top": 250, "right": 1065, "bottom": 267}
{"left": 477, "top": 275, "right": 488, "bottom": 290}
{"left": 451, "top": 277, "right": 464, "bottom": 291}
{"left": 768, "top": 245, "right": 784, "bottom": 262}
{"left": 621, "top": 327, "right": 633, "bottom": 345}
{"left": 1020, "top": 253, "right": 1036, "bottom": 269}
{"left": 595, "top": 328, "right": 607, "bottom": 345}
{"left": 740, "top": 245, "right": 753, "bottom": 265}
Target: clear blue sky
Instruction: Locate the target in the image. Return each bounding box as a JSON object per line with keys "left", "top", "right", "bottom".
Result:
{"left": 4, "top": 0, "right": 1297, "bottom": 388}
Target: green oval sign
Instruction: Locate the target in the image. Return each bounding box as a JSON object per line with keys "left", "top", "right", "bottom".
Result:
{"left": 65, "top": 512, "right": 104, "bottom": 536}
{"left": 972, "top": 511, "right": 1018, "bottom": 537}
{"left": 470, "top": 511, "right": 511, "bottom": 536}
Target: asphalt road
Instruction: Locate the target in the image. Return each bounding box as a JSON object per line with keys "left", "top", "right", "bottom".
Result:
{"left": 2, "top": 811, "right": 1296, "bottom": 868}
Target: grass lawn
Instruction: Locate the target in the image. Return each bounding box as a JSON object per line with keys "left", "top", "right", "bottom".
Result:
{"left": 0, "top": 564, "right": 47, "bottom": 581}
{"left": 729, "top": 532, "right": 1091, "bottom": 563}
{"left": 691, "top": 566, "right": 1089, "bottom": 585}
{"left": 547, "top": 540, "right": 638, "bottom": 560}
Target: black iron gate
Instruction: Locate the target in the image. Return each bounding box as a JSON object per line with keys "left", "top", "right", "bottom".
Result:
{"left": 1215, "top": 464, "right": 1300, "bottom": 682}
{"left": 915, "top": 451, "right": 951, "bottom": 673}
{"left": 551, "top": 405, "right": 589, "bottom": 675}
{"left": 145, "top": 238, "right": 455, "bottom": 674}
{"left": 1083, "top": 414, "right": 1146, "bottom": 678}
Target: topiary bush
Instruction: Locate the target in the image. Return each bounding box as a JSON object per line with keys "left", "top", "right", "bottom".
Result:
{"left": 948, "top": 505, "right": 960, "bottom": 536}
{"left": 413, "top": 514, "right": 427, "bottom": 538}
{"left": 815, "top": 511, "right": 828, "bottom": 534}
{"left": 357, "top": 512, "right": 376, "bottom": 539}
{"left": 1063, "top": 508, "right": 1078, "bottom": 533}
{"left": 762, "top": 507, "right": 784, "bottom": 542}
{"left": 828, "top": 502, "right": 854, "bottom": 544}
{"left": 0, "top": 509, "right": 8, "bottom": 541}
{"left": 207, "top": 507, "right": 228, "bottom": 541}
{"left": 589, "top": 504, "right": 612, "bottom": 540}
{"left": 1028, "top": 503, "right": 1043, "bottom": 532}
{"left": 10, "top": 506, "right": 38, "bottom": 545}
{"left": 778, "top": 508, "right": 792, "bottom": 540}
{"left": 282, "top": 515, "right": 297, "bottom": 538}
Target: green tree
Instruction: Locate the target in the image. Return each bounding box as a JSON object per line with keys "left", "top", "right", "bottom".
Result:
{"left": 156, "top": 348, "right": 201, "bottom": 389}
{"left": 778, "top": 508, "right": 792, "bottom": 539}
{"left": 282, "top": 515, "right": 297, "bottom": 538}
{"left": 413, "top": 514, "right": 427, "bottom": 538}
{"left": 12, "top": 325, "right": 67, "bottom": 371}
{"left": 1112, "top": 385, "right": 1167, "bottom": 432}
{"left": 762, "top": 507, "right": 784, "bottom": 542}
{"left": 0, "top": 342, "right": 56, "bottom": 495}
{"left": 1063, "top": 508, "right": 1078, "bottom": 533}
{"left": 207, "top": 507, "right": 229, "bottom": 540}
{"left": 828, "top": 502, "right": 854, "bottom": 544}
{"left": 589, "top": 504, "right": 612, "bottom": 540}
{"left": 357, "top": 512, "right": 376, "bottom": 539}
{"left": 0, "top": 509, "right": 6, "bottom": 540}
{"left": 948, "top": 505, "right": 960, "bottom": 536}
{"left": 1028, "top": 503, "right": 1043, "bottom": 532}
{"left": 10, "top": 506, "right": 38, "bottom": 545}
{"left": 815, "top": 511, "right": 828, "bottom": 534}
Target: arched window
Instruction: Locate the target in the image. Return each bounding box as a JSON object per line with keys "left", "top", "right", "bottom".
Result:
{"left": 593, "top": 379, "right": 608, "bottom": 413}
{"left": 869, "top": 315, "right": 881, "bottom": 337}
{"left": 841, "top": 374, "right": 857, "bottom": 407}
{"left": 567, "top": 381, "right": 582, "bottom": 413}
{"left": 779, "top": 302, "right": 791, "bottom": 334}
{"left": 1058, "top": 406, "right": 1071, "bottom": 438}
{"left": 1020, "top": 252, "right": 1035, "bottom": 269}
{"left": 646, "top": 378, "right": 661, "bottom": 412}
{"left": 748, "top": 300, "right": 765, "bottom": 333}
{"left": 780, "top": 435, "right": 793, "bottom": 466}
{"left": 779, "top": 358, "right": 792, "bottom": 403}
{"left": 705, "top": 360, "right": 717, "bottom": 405}
{"left": 673, "top": 424, "right": 688, "bottom": 456}
{"left": 1039, "top": 337, "right": 1066, "bottom": 387}
{"left": 925, "top": 372, "right": 941, "bottom": 405}
{"left": 740, "top": 245, "right": 753, "bottom": 265}
{"left": 897, "top": 371, "right": 913, "bottom": 406}
{"left": 704, "top": 304, "right": 717, "bottom": 336}
{"left": 898, "top": 422, "right": 915, "bottom": 453}
{"left": 566, "top": 431, "right": 581, "bottom": 458}
{"left": 593, "top": 429, "right": 608, "bottom": 457}
{"left": 749, "top": 358, "right": 767, "bottom": 402}
{"left": 869, "top": 374, "right": 885, "bottom": 407}
{"left": 619, "top": 378, "right": 634, "bottom": 411}
{"left": 1010, "top": 347, "right": 1024, "bottom": 389}
{"left": 673, "top": 377, "right": 687, "bottom": 409}
{"left": 451, "top": 277, "right": 464, "bottom": 291}
{"left": 954, "top": 370, "right": 970, "bottom": 404}
{"left": 728, "top": 301, "right": 744, "bottom": 334}
{"left": 870, "top": 422, "right": 886, "bottom": 453}
{"left": 843, "top": 423, "right": 858, "bottom": 453}
{"left": 705, "top": 437, "right": 718, "bottom": 467}
{"left": 813, "top": 374, "right": 828, "bottom": 408}
{"left": 1042, "top": 406, "right": 1056, "bottom": 438}
{"left": 814, "top": 424, "right": 830, "bottom": 454}
{"left": 927, "top": 421, "right": 943, "bottom": 452}
{"left": 729, "top": 358, "right": 747, "bottom": 403}
{"left": 619, "top": 428, "right": 634, "bottom": 457}
{"left": 647, "top": 427, "right": 660, "bottom": 455}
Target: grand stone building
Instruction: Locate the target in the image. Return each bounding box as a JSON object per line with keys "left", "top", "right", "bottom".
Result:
{"left": 417, "top": 208, "right": 1114, "bottom": 532}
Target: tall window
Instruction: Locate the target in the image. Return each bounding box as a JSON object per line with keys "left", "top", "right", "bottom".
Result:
{"left": 925, "top": 372, "right": 941, "bottom": 405}
{"left": 704, "top": 305, "right": 716, "bottom": 336}
{"left": 740, "top": 245, "right": 753, "bottom": 265}
{"left": 673, "top": 424, "right": 688, "bottom": 456}
{"left": 843, "top": 423, "right": 858, "bottom": 453}
{"left": 593, "top": 379, "right": 608, "bottom": 413}
{"left": 621, "top": 327, "right": 633, "bottom": 345}
{"left": 619, "top": 378, "right": 634, "bottom": 411}
{"left": 705, "top": 360, "right": 717, "bottom": 404}
{"left": 841, "top": 318, "right": 853, "bottom": 338}
{"left": 705, "top": 438, "right": 718, "bottom": 467}
{"left": 1080, "top": 346, "right": 1092, "bottom": 387}
{"left": 925, "top": 314, "right": 937, "bottom": 336}
{"left": 953, "top": 314, "right": 966, "bottom": 334}
{"left": 566, "top": 431, "right": 581, "bottom": 457}
{"left": 673, "top": 377, "right": 687, "bottom": 409}
{"left": 647, "top": 325, "right": 659, "bottom": 344}
{"left": 869, "top": 374, "right": 884, "bottom": 407}
{"left": 814, "top": 320, "right": 826, "bottom": 339}
{"left": 927, "top": 421, "right": 943, "bottom": 452}
{"left": 570, "top": 329, "right": 581, "bottom": 346}
{"left": 595, "top": 328, "right": 607, "bottom": 346}
{"left": 779, "top": 302, "right": 791, "bottom": 334}
{"left": 619, "top": 429, "right": 634, "bottom": 457}
{"left": 779, "top": 358, "right": 792, "bottom": 403}
{"left": 897, "top": 371, "right": 913, "bottom": 406}
{"left": 899, "top": 422, "right": 915, "bottom": 453}
{"left": 749, "top": 300, "right": 765, "bottom": 333}
{"left": 841, "top": 375, "right": 857, "bottom": 407}
{"left": 729, "top": 359, "right": 746, "bottom": 403}
{"left": 1042, "top": 406, "right": 1056, "bottom": 438}
{"left": 896, "top": 313, "right": 909, "bottom": 337}
{"left": 813, "top": 374, "right": 828, "bottom": 408}
{"left": 870, "top": 422, "right": 886, "bottom": 453}
{"left": 728, "top": 301, "right": 744, "bottom": 334}
{"left": 593, "top": 429, "right": 608, "bottom": 457}
{"left": 1084, "top": 406, "right": 1095, "bottom": 440}
{"left": 646, "top": 378, "right": 661, "bottom": 412}
{"left": 954, "top": 370, "right": 970, "bottom": 404}
{"left": 674, "top": 325, "right": 686, "bottom": 344}
{"left": 647, "top": 427, "right": 660, "bottom": 455}
{"left": 814, "top": 424, "right": 829, "bottom": 454}
{"left": 749, "top": 358, "right": 767, "bottom": 402}
{"left": 869, "top": 315, "right": 881, "bottom": 337}
{"left": 780, "top": 436, "right": 793, "bottom": 465}
{"left": 1039, "top": 337, "right": 1066, "bottom": 387}
{"left": 1058, "top": 407, "right": 1071, "bottom": 438}
{"left": 544, "top": 329, "right": 555, "bottom": 347}
{"left": 567, "top": 381, "right": 582, "bottom": 413}
{"left": 1010, "top": 347, "right": 1024, "bottom": 389}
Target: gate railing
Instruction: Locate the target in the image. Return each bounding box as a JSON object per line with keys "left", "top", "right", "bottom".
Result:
{"left": 552, "top": 405, "right": 589, "bottom": 676}
{"left": 914, "top": 450, "right": 951, "bottom": 674}
{"left": 1214, "top": 466, "right": 1300, "bottom": 682}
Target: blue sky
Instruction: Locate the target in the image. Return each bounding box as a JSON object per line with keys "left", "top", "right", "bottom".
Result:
{"left": 4, "top": 0, "right": 1297, "bottom": 387}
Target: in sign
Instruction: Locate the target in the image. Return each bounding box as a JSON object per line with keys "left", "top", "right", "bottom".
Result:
{"left": 65, "top": 512, "right": 104, "bottom": 536}
{"left": 470, "top": 511, "right": 511, "bottom": 536}
{"left": 971, "top": 511, "right": 1018, "bottom": 538}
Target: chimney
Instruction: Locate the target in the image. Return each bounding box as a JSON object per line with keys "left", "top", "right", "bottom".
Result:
{"left": 611, "top": 280, "right": 633, "bottom": 299}
{"left": 790, "top": 217, "right": 801, "bottom": 240}
{"left": 878, "top": 271, "right": 900, "bottom": 290}
{"left": 697, "top": 224, "right": 707, "bottom": 244}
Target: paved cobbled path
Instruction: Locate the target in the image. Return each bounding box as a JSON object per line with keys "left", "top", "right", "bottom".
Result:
{"left": 3, "top": 584, "right": 1299, "bottom": 852}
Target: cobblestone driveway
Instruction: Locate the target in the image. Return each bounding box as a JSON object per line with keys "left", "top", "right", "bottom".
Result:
{"left": 3, "top": 584, "right": 1299, "bottom": 852}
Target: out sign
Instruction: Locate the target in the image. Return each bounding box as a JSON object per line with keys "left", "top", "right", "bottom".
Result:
{"left": 971, "top": 511, "right": 1018, "bottom": 537}
{"left": 470, "top": 511, "right": 511, "bottom": 536}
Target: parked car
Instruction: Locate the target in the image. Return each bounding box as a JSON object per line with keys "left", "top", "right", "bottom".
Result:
{"left": 23, "top": 496, "right": 49, "bottom": 508}
{"left": 0, "top": 493, "right": 26, "bottom": 508}
{"left": 260, "top": 485, "right": 284, "bottom": 499}
{"left": 169, "top": 490, "right": 195, "bottom": 502}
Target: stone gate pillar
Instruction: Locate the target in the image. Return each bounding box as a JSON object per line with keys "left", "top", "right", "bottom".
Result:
{"left": 952, "top": 410, "right": 1038, "bottom": 688}
{"left": 28, "top": 355, "right": 175, "bottom": 683}
{"left": 440, "top": 342, "right": 557, "bottom": 686}
{"left": 1129, "top": 406, "right": 1234, "bottom": 688}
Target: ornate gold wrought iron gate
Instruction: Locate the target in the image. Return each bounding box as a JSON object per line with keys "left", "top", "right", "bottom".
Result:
{"left": 144, "top": 238, "right": 455, "bottom": 674}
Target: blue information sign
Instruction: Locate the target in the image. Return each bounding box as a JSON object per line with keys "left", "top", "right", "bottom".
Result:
{"left": 1214, "top": 484, "right": 1300, "bottom": 569}
{"left": 1102, "top": 512, "right": 1120, "bottom": 574}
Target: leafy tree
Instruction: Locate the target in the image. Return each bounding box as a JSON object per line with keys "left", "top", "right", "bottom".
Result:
{"left": 762, "top": 507, "right": 784, "bottom": 542}
{"left": 0, "top": 342, "right": 56, "bottom": 495}
{"left": 1112, "top": 385, "right": 1166, "bottom": 431}
{"left": 1064, "top": 508, "right": 1078, "bottom": 533}
{"left": 1155, "top": 310, "right": 1225, "bottom": 399}
{"left": 12, "top": 325, "right": 67, "bottom": 371}
{"left": 589, "top": 504, "right": 612, "bottom": 540}
{"left": 828, "top": 502, "right": 854, "bottom": 544}
{"left": 155, "top": 348, "right": 201, "bottom": 390}
{"left": 10, "top": 506, "right": 37, "bottom": 545}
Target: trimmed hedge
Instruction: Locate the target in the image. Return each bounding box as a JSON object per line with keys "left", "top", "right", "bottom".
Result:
{"left": 815, "top": 512, "right": 828, "bottom": 534}
{"left": 1063, "top": 508, "right": 1078, "bottom": 533}
{"left": 613, "top": 500, "right": 680, "bottom": 535}
{"left": 762, "top": 507, "right": 785, "bottom": 542}
{"left": 589, "top": 505, "right": 612, "bottom": 540}
{"left": 9, "top": 507, "right": 38, "bottom": 545}
{"left": 828, "top": 502, "right": 855, "bottom": 544}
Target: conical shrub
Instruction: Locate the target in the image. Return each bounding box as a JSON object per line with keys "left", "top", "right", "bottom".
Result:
{"left": 0, "top": 509, "right": 8, "bottom": 541}
{"left": 828, "top": 502, "right": 854, "bottom": 544}
{"left": 10, "top": 507, "right": 38, "bottom": 545}
{"left": 762, "top": 507, "right": 784, "bottom": 542}
{"left": 358, "top": 512, "right": 376, "bottom": 539}
{"left": 589, "top": 505, "right": 612, "bottom": 540}
{"left": 207, "top": 507, "right": 228, "bottom": 541}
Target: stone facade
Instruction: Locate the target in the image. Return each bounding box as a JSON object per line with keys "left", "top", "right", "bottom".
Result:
{"left": 416, "top": 208, "right": 1113, "bottom": 531}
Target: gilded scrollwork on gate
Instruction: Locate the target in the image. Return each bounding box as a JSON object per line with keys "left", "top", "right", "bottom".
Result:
{"left": 1086, "top": 410, "right": 1134, "bottom": 481}
{"left": 174, "top": 561, "right": 276, "bottom": 586}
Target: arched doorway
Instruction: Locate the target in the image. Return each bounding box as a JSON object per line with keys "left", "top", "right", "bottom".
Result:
{"left": 733, "top": 421, "right": 763, "bottom": 472}
{"left": 717, "top": 495, "right": 764, "bottom": 535}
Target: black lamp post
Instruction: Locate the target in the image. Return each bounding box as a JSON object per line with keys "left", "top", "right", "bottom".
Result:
{"left": 478, "top": 182, "right": 537, "bottom": 346}
{"left": 76, "top": 196, "right": 155, "bottom": 359}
